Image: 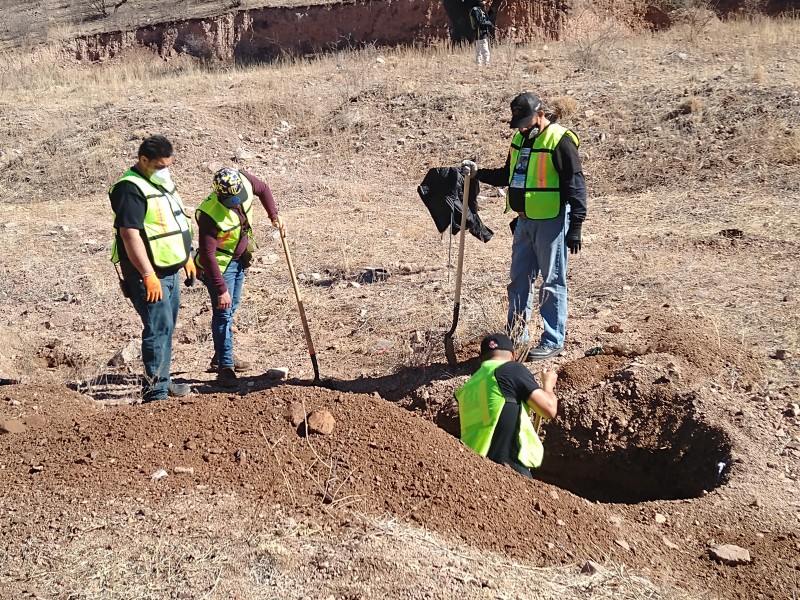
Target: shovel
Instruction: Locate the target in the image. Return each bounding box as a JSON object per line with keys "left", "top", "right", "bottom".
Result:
{"left": 279, "top": 225, "right": 321, "bottom": 383}
{"left": 444, "top": 166, "right": 474, "bottom": 366}
{"left": 533, "top": 413, "right": 542, "bottom": 434}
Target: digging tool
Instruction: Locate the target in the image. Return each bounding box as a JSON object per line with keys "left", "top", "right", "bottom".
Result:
{"left": 444, "top": 164, "right": 475, "bottom": 366}
{"left": 533, "top": 413, "right": 542, "bottom": 435}
{"left": 279, "top": 225, "right": 321, "bottom": 384}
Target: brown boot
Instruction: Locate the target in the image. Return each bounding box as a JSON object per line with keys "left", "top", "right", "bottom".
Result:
{"left": 209, "top": 353, "right": 252, "bottom": 372}
{"left": 217, "top": 367, "right": 239, "bottom": 389}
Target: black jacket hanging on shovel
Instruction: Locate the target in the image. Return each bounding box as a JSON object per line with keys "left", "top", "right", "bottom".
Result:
{"left": 417, "top": 167, "right": 493, "bottom": 243}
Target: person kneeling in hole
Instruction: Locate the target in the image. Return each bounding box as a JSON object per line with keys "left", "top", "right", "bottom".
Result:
{"left": 455, "top": 333, "right": 557, "bottom": 478}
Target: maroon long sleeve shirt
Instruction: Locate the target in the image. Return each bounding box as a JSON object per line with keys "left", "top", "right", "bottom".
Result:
{"left": 198, "top": 171, "right": 278, "bottom": 295}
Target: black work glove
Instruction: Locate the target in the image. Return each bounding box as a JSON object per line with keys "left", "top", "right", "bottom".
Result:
{"left": 565, "top": 221, "right": 582, "bottom": 254}
{"left": 509, "top": 217, "right": 519, "bottom": 235}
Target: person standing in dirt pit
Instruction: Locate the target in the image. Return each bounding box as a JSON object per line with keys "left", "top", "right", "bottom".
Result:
{"left": 470, "top": 0, "right": 497, "bottom": 67}
{"left": 109, "top": 135, "right": 196, "bottom": 403}
{"left": 455, "top": 333, "right": 557, "bottom": 478}
{"left": 195, "top": 167, "right": 283, "bottom": 388}
{"left": 462, "top": 92, "right": 586, "bottom": 361}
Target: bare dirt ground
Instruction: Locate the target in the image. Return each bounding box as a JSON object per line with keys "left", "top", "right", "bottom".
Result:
{"left": 0, "top": 13, "right": 799, "bottom": 600}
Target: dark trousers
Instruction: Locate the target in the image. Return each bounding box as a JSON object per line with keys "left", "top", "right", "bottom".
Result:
{"left": 487, "top": 402, "right": 534, "bottom": 479}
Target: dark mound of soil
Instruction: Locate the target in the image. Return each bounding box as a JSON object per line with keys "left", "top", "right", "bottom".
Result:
{"left": 539, "top": 354, "right": 732, "bottom": 503}
{"left": 0, "top": 309, "right": 795, "bottom": 598}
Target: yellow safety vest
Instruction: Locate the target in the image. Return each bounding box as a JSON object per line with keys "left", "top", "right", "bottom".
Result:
{"left": 194, "top": 175, "right": 255, "bottom": 274}
{"left": 507, "top": 123, "right": 579, "bottom": 220}
{"left": 455, "top": 360, "right": 544, "bottom": 469}
{"left": 109, "top": 170, "right": 192, "bottom": 269}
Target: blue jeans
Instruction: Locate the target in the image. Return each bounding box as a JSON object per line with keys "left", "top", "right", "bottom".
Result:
{"left": 507, "top": 212, "right": 568, "bottom": 349}
{"left": 205, "top": 258, "right": 245, "bottom": 369}
{"left": 128, "top": 272, "right": 180, "bottom": 401}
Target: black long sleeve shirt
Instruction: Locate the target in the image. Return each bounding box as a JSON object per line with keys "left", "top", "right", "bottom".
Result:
{"left": 476, "top": 124, "right": 587, "bottom": 223}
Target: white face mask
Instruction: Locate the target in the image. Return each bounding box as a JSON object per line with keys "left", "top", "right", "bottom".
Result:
{"left": 526, "top": 124, "right": 541, "bottom": 139}
{"left": 150, "top": 167, "right": 173, "bottom": 188}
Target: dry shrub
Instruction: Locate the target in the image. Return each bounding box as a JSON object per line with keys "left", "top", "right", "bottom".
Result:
{"left": 181, "top": 33, "right": 214, "bottom": 61}
{"left": 679, "top": 96, "right": 704, "bottom": 114}
{"left": 86, "top": 0, "right": 111, "bottom": 19}
{"left": 528, "top": 62, "right": 545, "bottom": 74}
{"left": 666, "top": 0, "right": 719, "bottom": 43}
{"left": 751, "top": 66, "right": 766, "bottom": 83}
{"left": 550, "top": 96, "right": 578, "bottom": 120}
{"left": 740, "top": 0, "right": 768, "bottom": 17}
{"left": 563, "top": 6, "right": 628, "bottom": 71}
{"left": 773, "top": 131, "right": 800, "bottom": 166}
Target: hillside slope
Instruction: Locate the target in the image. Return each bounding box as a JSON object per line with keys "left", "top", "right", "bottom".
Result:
{"left": 0, "top": 13, "right": 798, "bottom": 600}
{"left": 2, "top": 0, "right": 795, "bottom": 54}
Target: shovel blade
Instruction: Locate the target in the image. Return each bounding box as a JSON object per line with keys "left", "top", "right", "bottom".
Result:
{"left": 444, "top": 302, "right": 461, "bottom": 366}
{"left": 444, "top": 334, "right": 457, "bottom": 366}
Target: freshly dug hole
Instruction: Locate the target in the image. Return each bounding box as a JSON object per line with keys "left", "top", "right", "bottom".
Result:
{"left": 536, "top": 409, "right": 731, "bottom": 503}
{"left": 537, "top": 355, "right": 733, "bottom": 503}
{"left": 415, "top": 352, "right": 735, "bottom": 504}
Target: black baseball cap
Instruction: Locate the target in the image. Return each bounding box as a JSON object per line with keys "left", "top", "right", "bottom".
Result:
{"left": 480, "top": 333, "right": 515, "bottom": 357}
{"left": 509, "top": 93, "right": 543, "bottom": 129}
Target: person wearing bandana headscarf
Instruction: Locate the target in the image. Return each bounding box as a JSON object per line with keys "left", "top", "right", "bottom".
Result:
{"left": 195, "top": 167, "right": 283, "bottom": 388}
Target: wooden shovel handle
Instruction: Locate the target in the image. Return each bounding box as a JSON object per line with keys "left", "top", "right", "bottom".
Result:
{"left": 453, "top": 171, "right": 472, "bottom": 305}
{"left": 280, "top": 228, "right": 320, "bottom": 380}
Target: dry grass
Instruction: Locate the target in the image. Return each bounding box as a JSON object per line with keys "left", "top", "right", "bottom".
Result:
{"left": 0, "top": 17, "right": 797, "bottom": 385}
{"left": 0, "top": 491, "right": 700, "bottom": 600}
{"left": 0, "top": 15, "right": 799, "bottom": 596}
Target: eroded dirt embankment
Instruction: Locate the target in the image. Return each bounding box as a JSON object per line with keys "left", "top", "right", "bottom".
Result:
{"left": 3, "top": 0, "right": 795, "bottom": 60}
{"left": 69, "top": 0, "right": 570, "bottom": 63}
{"left": 67, "top": 0, "right": 798, "bottom": 63}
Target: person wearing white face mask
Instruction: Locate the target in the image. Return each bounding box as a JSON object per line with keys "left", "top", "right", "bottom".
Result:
{"left": 109, "top": 135, "right": 197, "bottom": 403}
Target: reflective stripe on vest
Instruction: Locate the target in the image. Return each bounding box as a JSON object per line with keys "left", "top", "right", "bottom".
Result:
{"left": 455, "top": 360, "right": 544, "bottom": 468}
{"left": 109, "top": 170, "right": 192, "bottom": 268}
{"left": 194, "top": 175, "right": 255, "bottom": 274}
{"left": 506, "top": 123, "right": 579, "bottom": 220}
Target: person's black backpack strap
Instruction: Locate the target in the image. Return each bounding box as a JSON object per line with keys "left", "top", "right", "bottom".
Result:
{"left": 469, "top": 6, "right": 481, "bottom": 30}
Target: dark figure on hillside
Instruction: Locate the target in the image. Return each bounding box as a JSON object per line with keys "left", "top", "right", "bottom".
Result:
{"left": 462, "top": 93, "right": 587, "bottom": 360}
{"left": 469, "top": 0, "right": 498, "bottom": 66}
{"left": 195, "top": 167, "right": 284, "bottom": 389}
{"left": 455, "top": 333, "right": 558, "bottom": 478}
{"left": 109, "top": 135, "right": 196, "bottom": 402}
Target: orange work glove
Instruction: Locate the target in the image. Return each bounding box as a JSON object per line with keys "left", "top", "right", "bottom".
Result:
{"left": 184, "top": 258, "right": 197, "bottom": 280}
{"left": 143, "top": 273, "right": 163, "bottom": 303}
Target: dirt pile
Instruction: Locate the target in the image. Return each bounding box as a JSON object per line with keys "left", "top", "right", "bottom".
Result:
{"left": 2, "top": 308, "right": 797, "bottom": 597}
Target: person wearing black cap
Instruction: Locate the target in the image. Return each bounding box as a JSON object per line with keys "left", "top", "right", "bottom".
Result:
{"left": 462, "top": 92, "right": 586, "bottom": 360}
{"left": 454, "top": 333, "right": 558, "bottom": 478}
